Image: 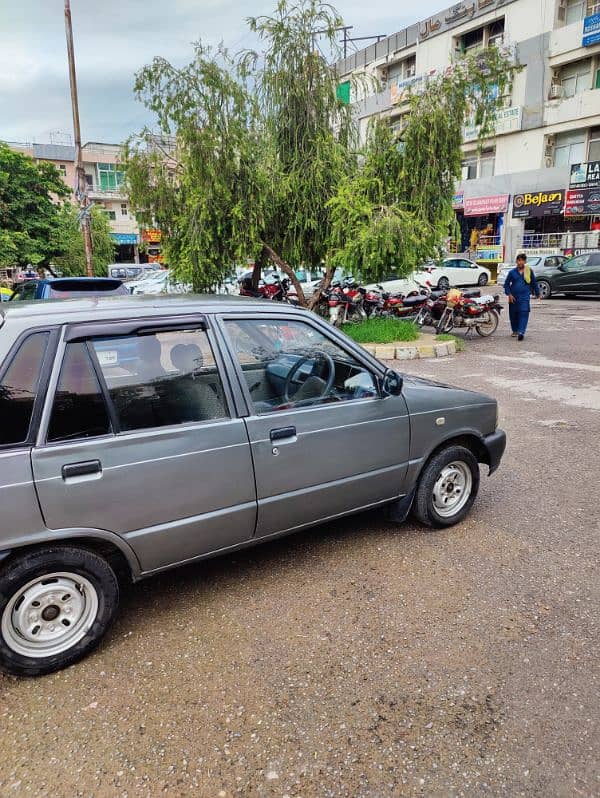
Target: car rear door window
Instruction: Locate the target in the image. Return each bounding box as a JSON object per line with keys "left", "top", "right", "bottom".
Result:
{"left": 90, "top": 329, "right": 228, "bottom": 432}
{"left": 0, "top": 332, "right": 49, "bottom": 446}
{"left": 12, "top": 282, "right": 38, "bottom": 301}
{"left": 47, "top": 343, "right": 111, "bottom": 442}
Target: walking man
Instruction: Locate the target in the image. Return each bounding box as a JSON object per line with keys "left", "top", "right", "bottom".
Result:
{"left": 504, "top": 253, "right": 541, "bottom": 341}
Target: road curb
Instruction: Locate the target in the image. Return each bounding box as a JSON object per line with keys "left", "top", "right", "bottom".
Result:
{"left": 362, "top": 338, "right": 457, "bottom": 360}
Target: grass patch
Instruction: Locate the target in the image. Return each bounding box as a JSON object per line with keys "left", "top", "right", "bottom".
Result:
{"left": 341, "top": 317, "right": 420, "bottom": 344}
{"left": 437, "top": 333, "right": 465, "bottom": 352}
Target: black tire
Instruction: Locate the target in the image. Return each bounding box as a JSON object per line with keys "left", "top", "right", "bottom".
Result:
{"left": 475, "top": 308, "right": 499, "bottom": 337}
{"left": 412, "top": 445, "right": 480, "bottom": 528}
{"left": 438, "top": 276, "right": 450, "bottom": 291}
{"left": 478, "top": 273, "right": 489, "bottom": 286}
{"left": 0, "top": 546, "right": 119, "bottom": 677}
{"left": 538, "top": 279, "right": 552, "bottom": 299}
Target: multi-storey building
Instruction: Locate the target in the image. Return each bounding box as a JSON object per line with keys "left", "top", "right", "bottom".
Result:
{"left": 336, "top": 0, "right": 600, "bottom": 269}
{"left": 8, "top": 140, "right": 141, "bottom": 263}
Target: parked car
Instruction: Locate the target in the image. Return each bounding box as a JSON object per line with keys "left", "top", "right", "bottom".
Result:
{"left": 107, "top": 263, "right": 160, "bottom": 283}
{"left": 528, "top": 252, "right": 600, "bottom": 298}
{"left": 0, "top": 295, "right": 505, "bottom": 675}
{"left": 497, "top": 254, "right": 567, "bottom": 287}
{"left": 364, "top": 271, "right": 423, "bottom": 297}
{"left": 10, "top": 277, "right": 129, "bottom": 301}
{"left": 415, "top": 257, "right": 492, "bottom": 291}
{"left": 129, "top": 271, "right": 189, "bottom": 296}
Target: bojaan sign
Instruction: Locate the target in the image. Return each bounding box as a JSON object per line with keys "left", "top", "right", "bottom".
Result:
{"left": 512, "top": 189, "right": 564, "bottom": 218}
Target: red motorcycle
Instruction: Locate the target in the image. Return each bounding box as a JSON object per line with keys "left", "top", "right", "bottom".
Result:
{"left": 369, "top": 285, "right": 431, "bottom": 319}
{"left": 327, "top": 278, "right": 367, "bottom": 326}
{"left": 416, "top": 288, "right": 503, "bottom": 337}
{"left": 239, "top": 273, "right": 290, "bottom": 302}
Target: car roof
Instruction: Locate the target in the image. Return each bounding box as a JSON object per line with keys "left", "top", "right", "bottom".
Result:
{"left": 0, "top": 293, "right": 302, "bottom": 326}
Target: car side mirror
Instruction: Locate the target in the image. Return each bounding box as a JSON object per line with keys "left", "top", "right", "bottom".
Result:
{"left": 381, "top": 368, "right": 403, "bottom": 396}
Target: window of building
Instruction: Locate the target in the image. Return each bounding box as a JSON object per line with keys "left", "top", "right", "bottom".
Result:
{"left": 58, "top": 164, "right": 67, "bottom": 177}
{"left": 100, "top": 210, "right": 117, "bottom": 221}
{"left": 91, "top": 330, "right": 227, "bottom": 432}
{"left": 85, "top": 173, "right": 94, "bottom": 188}
{"left": 457, "top": 18, "right": 504, "bottom": 54}
{"left": 225, "top": 319, "right": 378, "bottom": 414}
{"left": 560, "top": 59, "right": 592, "bottom": 97}
{"left": 461, "top": 149, "right": 495, "bottom": 180}
{"left": 0, "top": 332, "right": 49, "bottom": 446}
{"left": 97, "top": 162, "right": 124, "bottom": 192}
{"left": 121, "top": 203, "right": 128, "bottom": 216}
{"left": 554, "top": 130, "right": 587, "bottom": 167}
{"left": 488, "top": 20, "right": 505, "bottom": 47}
{"left": 402, "top": 54, "right": 416, "bottom": 79}
{"left": 565, "top": 0, "right": 586, "bottom": 25}
{"left": 47, "top": 343, "right": 111, "bottom": 443}
{"left": 589, "top": 127, "right": 600, "bottom": 161}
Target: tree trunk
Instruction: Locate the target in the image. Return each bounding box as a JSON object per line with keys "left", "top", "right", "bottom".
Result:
{"left": 262, "top": 243, "right": 307, "bottom": 306}
{"left": 251, "top": 246, "right": 268, "bottom": 291}
{"left": 307, "top": 262, "right": 334, "bottom": 311}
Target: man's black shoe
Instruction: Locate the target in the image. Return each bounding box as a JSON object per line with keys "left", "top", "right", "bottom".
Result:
{"left": 517, "top": 334, "right": 524, "bottom": 341}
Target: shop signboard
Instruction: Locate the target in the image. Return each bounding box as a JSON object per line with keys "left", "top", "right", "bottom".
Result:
{"left": 569, "top": 160, "right": 600, "bottom": 190}
{"left": 463, "top": 106, "right": 522, "bottom": 143}
{"left": 111, "top": 233, "right": 138, "bottom": 244}
{"left": 564, "top": 188, "right": 600, "bottom": 216}
{"left": 418, "top": 0, "right": 519, "bottom": 42}
{"left": 475, "top": 244, "right": 504, "bottom": 262}
{"left": 464, "top": 194, "right": 509, "bottom": 216}
{"left": 583, "top": 12, "right": 600, "bottom": 47}
{"left": 452, "top": 191, "right": 464, "bottom": 209}
{"left": 142, "top": 228, "right": 162, "bottom": 243}
{"left": 512, "top": 189, "right": 564, "bottom": 218}
{"left": 390, "top": 70, "right": 436, "bottom": 105}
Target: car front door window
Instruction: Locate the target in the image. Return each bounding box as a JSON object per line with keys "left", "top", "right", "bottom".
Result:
{"left": 224, "top": 318, "right": 378, "bottom": 414}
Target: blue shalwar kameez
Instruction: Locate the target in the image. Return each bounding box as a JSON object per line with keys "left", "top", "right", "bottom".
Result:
{"left": 504, "top": 267, "right": 540, "bottom": 336}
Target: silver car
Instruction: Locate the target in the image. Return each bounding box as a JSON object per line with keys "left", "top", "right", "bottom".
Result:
{"left": 497, "top": 254, "right": 568, "bottom": 287}
{"left": 0, "top": 296, "right": 505, "bottom": 675}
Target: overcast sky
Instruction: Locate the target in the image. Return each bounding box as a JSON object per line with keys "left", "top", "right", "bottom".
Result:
{"left": 1, "top": 0, "right": 446, "bottom": 146}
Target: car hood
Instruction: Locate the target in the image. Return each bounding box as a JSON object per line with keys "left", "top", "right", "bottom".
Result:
{"left": 401, "top": 374, "right": 496, "bottom": 413}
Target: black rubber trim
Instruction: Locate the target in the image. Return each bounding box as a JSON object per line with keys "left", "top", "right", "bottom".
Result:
{"left": 482, "top": 428, "right": 507, "bottom": 475}
{"left": 65, "top": 314, "right": 207, "bottom": 342}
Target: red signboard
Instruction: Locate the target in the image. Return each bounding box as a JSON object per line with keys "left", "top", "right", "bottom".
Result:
{"left": 463, "top": 194, "right": 510, "bottom": 217}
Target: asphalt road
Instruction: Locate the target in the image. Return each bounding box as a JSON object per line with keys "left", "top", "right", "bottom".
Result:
{"left": 1, "top": 298, "right": 599, "bottom": 797}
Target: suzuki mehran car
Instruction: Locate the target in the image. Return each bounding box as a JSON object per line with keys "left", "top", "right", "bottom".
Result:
{"left": 0, "top": 295, "right": 505, "bottom": 676}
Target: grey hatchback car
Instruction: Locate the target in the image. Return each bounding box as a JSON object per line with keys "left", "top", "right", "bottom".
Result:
{"left": 0, "top": 296, "right": 505, "bottom": 675}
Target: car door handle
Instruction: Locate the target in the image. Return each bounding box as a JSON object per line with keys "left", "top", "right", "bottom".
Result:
{"left": 269, "top": 426, "right": 296, "bottom": 442}
{"left": 61, "top": 460, "right": 102, "bottom": 480}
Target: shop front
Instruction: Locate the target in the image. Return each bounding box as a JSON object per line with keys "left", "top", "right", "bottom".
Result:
{"left": 141, "top": 229, "right": 165, "bottom": 264}
{"left": 111, "top": 233, "right": 139, "bottom": 263}
{"left": 456, "top": 194, "right": 509, "bottom": 279}
{"left": 563, "top": 160, "right": 600, "bottom": 255}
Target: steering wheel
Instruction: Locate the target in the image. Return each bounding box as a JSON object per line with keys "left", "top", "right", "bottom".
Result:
{"left": 283, "top": 352, "right": 336, "bottom": 403}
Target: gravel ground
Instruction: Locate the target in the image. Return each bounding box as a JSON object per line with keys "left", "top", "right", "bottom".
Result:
{"left": 1, "top": 298, "right": 599, "bottom": 797}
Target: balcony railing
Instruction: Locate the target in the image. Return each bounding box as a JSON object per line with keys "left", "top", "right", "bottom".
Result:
{"left": 516, "top": 231, "right": 600, "bottom": 250}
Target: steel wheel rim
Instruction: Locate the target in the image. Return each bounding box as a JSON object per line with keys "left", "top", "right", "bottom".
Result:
{"left": 432, "top": 461, "right": 472, "bottom": 518}
{"left": 539, "top": 281, "right": 550, "bottom": 299}
{"left": 476, "top": 310, "right": 498, "bottom": 335}
{"left": 1, "top": 572, "right": 98, "bottom": 658}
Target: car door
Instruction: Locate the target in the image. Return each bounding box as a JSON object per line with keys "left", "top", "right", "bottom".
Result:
{"left": 586, "top": 252, "right": 600, "bottom": 293}
{"left": 552, "top": 254, "right": 591, "bottom": 294}
{"left": 443, "top": 259, "right": 466, "bottom": 286}
{"left": 220, "top": 314, "right": 411, "bottom": 538}
{"left": 31, "top": 316, "right": 257, "bottom": 573}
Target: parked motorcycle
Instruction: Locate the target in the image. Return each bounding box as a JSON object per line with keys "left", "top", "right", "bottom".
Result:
{"left": 327, "top": 278, "right": 367, "bottom": 326}
{"left": 239, "top": 273, "right": 291, "bottom": 302}
{"left": 416, "top": 288, "right": 502, "bottom": 337}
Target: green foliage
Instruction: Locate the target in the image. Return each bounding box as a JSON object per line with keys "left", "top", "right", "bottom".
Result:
{"left": 0, "top": 143, "right": 69, "bottom": 267}
{"left": 436, "top": 333, "right": 465, "bottom": 351}
{"left": 51, "top": 205, "right": 116, "bottom": 276}
{"left": 342, "top": 317, "right": 420, "bottom": 344}
{"left": 123, "top": 2, "right": 516, "bottom": 301}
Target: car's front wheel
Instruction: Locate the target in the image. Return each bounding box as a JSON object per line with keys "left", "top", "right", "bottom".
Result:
{"left": 538, "top": 279, "right": 552, "bottom": 299}
{"left": 437, "top": 276, "right": 450, "bottom": 291}
{"left": 413, "top": 445, "right": 480, "bottom": 528}
{"left": 478, "top": 273, "right": 489, "bottom": 286}
{"left": 0, "top": 546, "right": 119, "bottom": 677}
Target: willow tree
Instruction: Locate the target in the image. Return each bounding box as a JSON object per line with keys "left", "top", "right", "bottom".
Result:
{"left": 328, "top": 46, "right": 518, "bottom": 280}
{"left": 124, "top": 44, "right": 266, "bottom": 292}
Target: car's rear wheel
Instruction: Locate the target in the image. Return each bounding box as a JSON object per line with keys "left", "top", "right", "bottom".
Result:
{"left": 0, "top": 546, "right": 119, "bottom": 677}
{"left": 478, "top": 273, "right": 489, "bottom": 286}
{"left": 413, "top": 445, "right": 480, "bottom": 528}
{"left": 437, "top": 276, "right": 450, "bottom": 291}
{"left": 538, "top": 279, "right": 552, "bottom": 299}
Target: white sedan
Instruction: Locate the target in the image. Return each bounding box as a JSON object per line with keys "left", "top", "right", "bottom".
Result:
{"left": 364, "top": 271, "right": 423, "bottom": 296}
{"left": 415, "top": 257, "right": 491, "bottom": 291}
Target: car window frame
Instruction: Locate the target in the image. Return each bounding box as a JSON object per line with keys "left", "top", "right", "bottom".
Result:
{"left": 38, "top": 317, "right": 237, "bottom": 446}
{"left": 0, "top": 326, "right": 59, "bottom": 451}
{"left": 217, "top": 311, "right": 386, "bottom": 418}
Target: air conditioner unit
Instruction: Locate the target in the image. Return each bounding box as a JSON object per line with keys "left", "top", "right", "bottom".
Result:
{"left": 549, "top": 83, "right": 564, "bottom": 100}
{"left": 544, "top": 135, "right": 556, "bottom": 157}
{"left": 545, "top": 156, "right": 554, "bottom": 168}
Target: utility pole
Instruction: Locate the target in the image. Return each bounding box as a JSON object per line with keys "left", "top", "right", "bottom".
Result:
{"left": 64, "top": 0, "right": 93, "bottom": 277}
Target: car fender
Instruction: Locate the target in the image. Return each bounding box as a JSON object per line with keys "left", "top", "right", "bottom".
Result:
{"left": 0, "top": 527, "right": 142, "bottom": 580}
